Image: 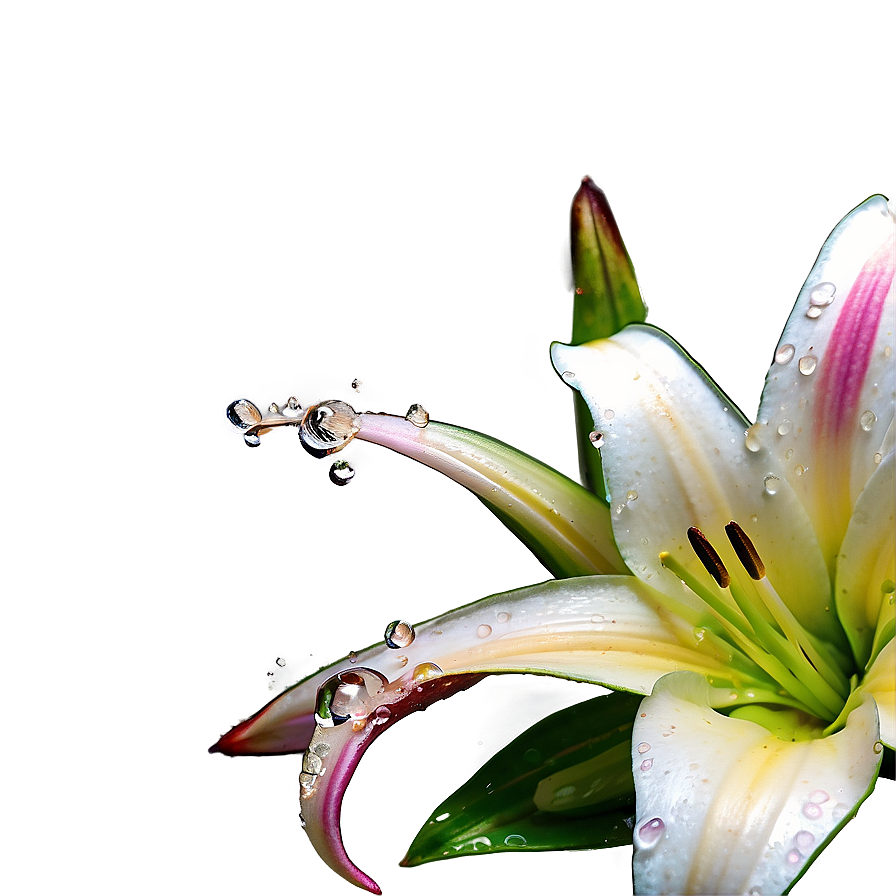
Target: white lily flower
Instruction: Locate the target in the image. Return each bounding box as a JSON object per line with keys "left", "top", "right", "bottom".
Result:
{"left": 213, "top": 188, "right": 894, "bottom": 895}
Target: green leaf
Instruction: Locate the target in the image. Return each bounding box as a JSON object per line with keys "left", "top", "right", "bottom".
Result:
{"left": 569, "top": 178, "right": 646, "bottom": 497}
{"left": 401, "top": 690, "right": 641, "bottom": 866}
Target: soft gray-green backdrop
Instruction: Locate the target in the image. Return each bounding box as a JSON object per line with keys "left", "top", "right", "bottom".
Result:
{"left": 2, "top": 3, "right": 891, "bottom": 894}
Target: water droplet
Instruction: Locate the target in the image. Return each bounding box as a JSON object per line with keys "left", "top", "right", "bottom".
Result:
{"left": 312, "top": 742, "right": 330, "bottom": 757}
{"left": 802, "top": 801, "right": 823, "bottom": 820}
{"left": 775, "top": 343, "right": 795, "bottom": 365}
{"left": 785, "top": 448, "right": 793, "bottom": 460}
{"left": 636, "top": 817, "right": 665, "bottom": 847}
{"left": 299, "top": 813, "right": 307, "bottom": 829}
{"left": 315, "top": 668, "right": 388, "bottom": 726}
{"left": 873, "top": 740, "right": 884, "bottom": 754}
{"left": 477, "top": 624, "right": 492, "bottom": 639}
{"left": 287, "top": 396, "right": 300, "bottom": 411}
{"left": 351, "top": 378, "right": 363, "bottom": 392}
{"left": 268, "top": 402, "right": 280, "bottom": 414}
{"left": 226, "top": 398, "right": 263, "bottom": 429}
{"left": 744, "top": 423, "right": 763, "bottom": 452}
{"left": 809, "top": 281, "right": 836, "bottom": 306}
{"left": 276, "top": 657, "right": 286, "bottom": 667}
{"left": 794, "top": 830, "right": 815, "bottom": 853}
{"left": 243, "top": 432, "right": 261, "bottom": 448}
{"left": 750, "top": 514, "right": 758, "bottom": 523}
{"left": 805, "top": 306, "right": 823, "bottom": 319}
{"left": 348, "top": 650, "right": 357, "bottom": 663}
{"left": 786, "top": 849, "right": 802, "bottom": 865}
{"left": 553, "top": 785, "right": 576, "bottom": 801}
{"left": 637, "top": 742, "right": 650, "bottom": 754}
{"left": 874, "top": 452, "right": 883, "bottom": 465}
{"left": 793, "top": 463, "right": 805, "bottom": 476}
{"left": 396, "top": 655, "right": 409, "bottom": 668}
{"left": 435, "top": 812, "right": 450, "bottom": 822}
{"left": 626, "top": 490, "right": 639, "bottom": 502}
{"left": 405, "top": 403, "right": 430, "bottom": 427}
{"left": 496, "top": 611, "right": 511, "bottom": 624}
{"left": 604, "top": 408, "right": 616, "bottom": 420}
{"left": 693, "top": 627, "right": 706, "bottom": 643}
{"left": 329, "top": 459, "right": 355, "bottom": 485}
{"left": 590, "top": 613, "right": 605, "bottom": 624}
{"left": 809, "top": 789, "right": 829, "bottom": 804}
{"left": 831, "top": 802, "right": 849, "bottom": 822}
{"left": 763, "top": 475, "right": 780, "bottom": 496}
{"left": 412, "top": 662, "right": 443, "bottom": 682}
{"left": 384, "top": 620, "right": 415, "bottom": 649}
{"left": 589, "top": 431, "right": 604, "bottom": 448}
{"left": 300, "top": 400, "right": 361, "bottom": 457}
{"left": 777, "top": 419, "right": 792, "bottom": 436}
{"left": 524, "top": 748, "right": 540, "bottom": 764}
{"left": 303, "top": 752, "right": 323, "bottom": 775}
{"left": 640, "top": 758, "right": 654, "bottom": 771}
{"left": 859, "top": 409, "right": 877, "bottom": 431}
{"left": 798, "top": 355, "right": 818, "bottom": 376}
{"left": 503, "top": 834, "right": 527, "bottom": 847}
{"left": 373, "top": 705, "right": 392, "bottom": 724}
{"left": 561, "top": 370, "right": 576, "bottom": 382}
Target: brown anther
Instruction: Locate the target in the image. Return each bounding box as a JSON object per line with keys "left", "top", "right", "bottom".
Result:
{"left": 687, "top": 527, "right": 731, "bottom": 588}
{"left": 725, "top": 521, "right": 766, "bottom": 580}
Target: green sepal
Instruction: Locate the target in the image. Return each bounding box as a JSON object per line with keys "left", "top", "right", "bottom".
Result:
{"left": 569, "top": 178, "right": 646, "bottom": 496}
{"left": 401, "top": 690, "right": 641, "bottom": 866}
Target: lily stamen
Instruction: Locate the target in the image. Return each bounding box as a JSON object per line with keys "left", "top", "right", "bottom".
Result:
{"left": 686, "top": 527, "right": 730, "bottom": 588}
{"left": 724, "top": 521, "right": 765, "bottom": 580}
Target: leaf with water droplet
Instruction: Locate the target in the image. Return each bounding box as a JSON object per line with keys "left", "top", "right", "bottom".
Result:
{"left": 401, "top": 690, "right": 639, "bottom": 867}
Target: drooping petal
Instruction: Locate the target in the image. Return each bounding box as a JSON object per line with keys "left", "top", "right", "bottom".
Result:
{"left": 835, "top": 449, "right": 895, "bottom": 667}
{"left": 631, "top": 671, "right": 882, "bottom": 896}
{"left": 856, "top": 639, "right": 895, "bottom": 749}
{"left": 354, "top": 413, "right": 628, "bottom": 578}
{"left": 210, "top": 575, "right": 757, "bottom": 756}
{"left": 758, "top": 196, "right": 895, "bottom": 568}
{"left": 551, "top": 327, "right": 842, "bottom": 646}
{"left": 299, "top": 671, "right": 483, "bottom": 893}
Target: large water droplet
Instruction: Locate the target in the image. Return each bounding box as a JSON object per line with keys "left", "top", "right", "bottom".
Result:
{"left": 405, "top": 404, "right": 430, "bottom": 427}
{"left": 329, "top": 459, "right": 355, "bottom": 485}
{"left": 315, "top": 668, "right": 388, "bottom": 726}
{"left": 763, "top": 474, "right": 780, "bottom": 496}
{"left": 798, "top": 355, "right": 818, "bottom": 376}
{"left": 744, "top": 423, "right": 763, "bottom": 452}
{"left": 300, "top": 400, "right": 361, "bottom": 457}
{"left": 775, "top": 344, "right": 795, "bottom": 365}
{"left": 589, "top": 431, "right": 604, "bottom": 448}
{"left": 412, "top": 662, "right": 443, "bottom": 682}
{"left": 636, "top": 817, "right": 665, "bottom": 847}
{"left": 227, "top": 398, "right": 263, "bottom": 429}
{"left": 777, "top": 418, "right": 792, "bottom": 436}
{"left": 859, "top": 409, "right": 877, "bottom": 431}
{"left": 384, "top": 620, "right": 415, "bottom": 649}
{"left": 809, "top": 281, "right": 836, "bottom": 306}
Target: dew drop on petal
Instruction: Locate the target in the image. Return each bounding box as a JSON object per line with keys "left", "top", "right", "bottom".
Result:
{"left": 777, "top": 418, "right": 792, "bottom": 436}
{"left": 329, "top": 459, "right": 355, "bottom": 485}
{"left": 809, "top": 282, "right": 836, "bottom": 306}
{"left": 405, "top": 403, "right": 430, "bottom": 427}
{"left": 591, "top": 613, "right": 605, "bottom": 624}
{"left": 786, "top": 849, "right": 802, "bottom": 865}
{"left": 860, "top": 410, "right": 878, "bottom": 431}
{"left": 775, "top": 343, "right": 795, "bottom": 365}
{"left": 763, "top": 475, "right": 780, "bottom": 496}
{"left": 873, "top": 740, "right": 884, "bottom": 754}
{"left": 373, "top": 705, "right": 392, "bottom": 724}
{"left": 693, "top": 627, "right": 706, "bottom": 643}
{"left": 636, "top": 817, "right": 665, "bottom": 847}
{"left": 805, "top": 306, "right": 823, "bottom": 319}
{"left": 604, "top": 408, "right": 616, "bottom": 420}
{"left": 831, "top": 803, "right": 849, "bottom": 822}
{"left": 794, "top": 830, "right": 815, "bottom": 853}
{"left": 640, "top": 758, "right": 654, "bottom": 771}
{"left": 384, "top": 620, "right": 415, "bottom": 649}
{"left": 793, "top": 464, "right": 805, "bottom": 476}
{"left": 874, "top": 452, "right": 883, "bottom": 465}
{"left": 637, "top": 742, "right": 650, "bottom": 754}
{"left": 412, "top": 662, "right": 443, "bottom": 682}
{"left": 809, "top": 790, "right": 829, "bottom": 804}
{"left": 496, "top": 611, "right": 511, "bottom": 623}
{"left": 477, "top": 624, "right": 492, "bottom": 639}
{"left": 802, "top": 801, "right": 823, "bottom": 820}
{"left": 785, "top": 448, "right": 793, "bottom": 460}
{"left": 744, "top": 423, "right": 763, "bottom": 452}
{"left": 275, "top": 657, "right": 286, "bottom": 667}
{"left": 562, "top": 370, "right": 576, "bottom": 382}
{"left": 226, "top": 398, "right": 263, "bottom": 429}
{"left": 589, "top": 431, "right": 605, "bottom": 448}
{"left": 798, "top": 355, "right": 818, "bottom": 376}
{"left": 626, "top": 490, "right": 639, "bottom": 502}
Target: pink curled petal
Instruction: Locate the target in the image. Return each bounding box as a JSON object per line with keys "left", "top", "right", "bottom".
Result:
{"left": 299, "top": 673, "right": 484, "bottom": 892}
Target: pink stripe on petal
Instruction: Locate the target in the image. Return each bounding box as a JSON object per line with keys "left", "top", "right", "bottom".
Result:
{"left": 815, "top": 233, "right": 895, "bottom": 440}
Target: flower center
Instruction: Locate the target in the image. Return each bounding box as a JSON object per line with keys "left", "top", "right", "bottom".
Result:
{"left": 660, "top": 522, "right": 852, "bottom": 723}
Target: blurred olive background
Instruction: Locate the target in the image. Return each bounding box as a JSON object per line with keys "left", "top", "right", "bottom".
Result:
{"left": 2, "top": 3, "right": 891, "bottom": 895}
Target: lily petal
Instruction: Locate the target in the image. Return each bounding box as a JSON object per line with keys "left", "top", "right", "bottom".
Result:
{"left": 551, "top": 327, "right": 841, "bottom": 646}
{"left": 856, "top": 639, "right": 895, "bottom": 749}
{"left": 758, "top": 195, "right": 895, "bottom": 569}
{"left": 631, "top": 671, "right": 882, "bottom": 896}
{"left": 210, "top": 576, "right": 756, "bottom": 756}
{"left": 835, "top": 449, "right": 895, "bottom": 667}
{"left": 354, "top": 413, "right": 627, "bottom": 578}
